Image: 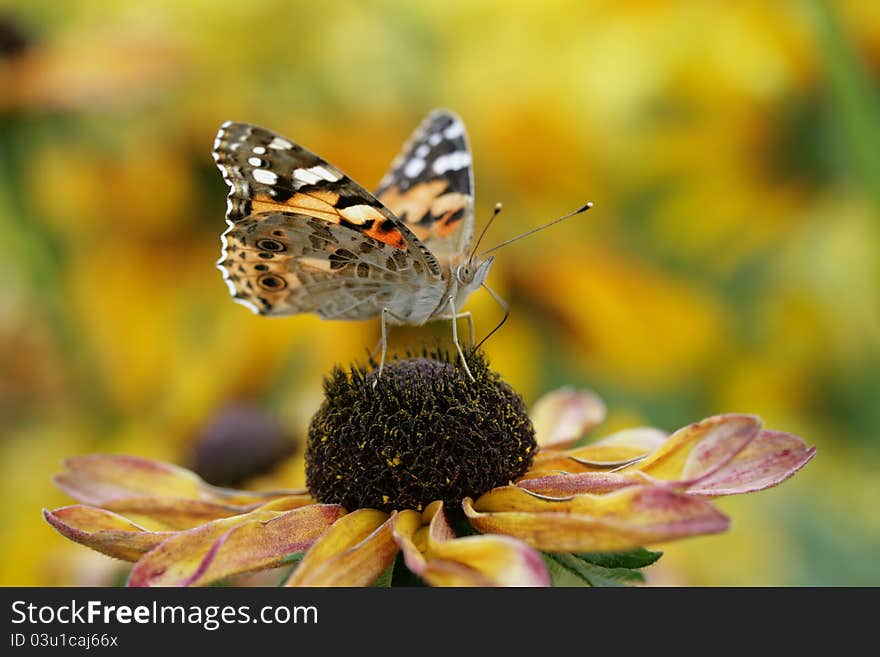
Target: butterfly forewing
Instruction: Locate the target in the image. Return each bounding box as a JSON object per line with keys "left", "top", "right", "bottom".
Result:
{"left": 374, "top": 109, "right": 475, "bottom": 266}
{"left": 213, "top": 121, "right": 446, "bottom": 319}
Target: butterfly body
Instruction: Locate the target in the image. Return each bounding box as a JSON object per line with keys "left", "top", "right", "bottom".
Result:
{"left": 213, "top": 110, "right": 491, "bottom": 374}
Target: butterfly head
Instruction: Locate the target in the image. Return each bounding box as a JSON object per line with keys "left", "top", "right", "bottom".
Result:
{"left": 455, "top": 256, "right": 495, "bottom": 299}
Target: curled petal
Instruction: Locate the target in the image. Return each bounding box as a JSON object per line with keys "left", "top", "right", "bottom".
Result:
{"left": 567, "top": 427, "right": 669, "bottom": 467}
{"left": 285, "top": 509, "right": 396, "bottom": 587}
{"left": 128, "top": 504, "right": 346, "bottom": 587}
{"left": 392, "top": 503, "right": 549, "bottom": 586}
{"left": 517, "top": 471, "right": 648, "bottom": 496}
{"left": 54, "top": 455, "right": 304, "bottom": 507}
{"left": 465, "top": 485, "right": 729, "bottom": 552}
{"left": 529, "top": 450, "right": 599, "bottom": 474}
{"left": 531, "top": 388, "right": 606, "bottom": 449}
{"left": 423, "top": 500, "right": 456, "bottom": 544}
{"left": 44, "top": 506, "right": 173, "bottom": 561}
{"left": 686, "top": 430, "right": 817, "bottom": 496}
{"left": 625, "top": 414, "right": 761, "bottom": 483}
{"left": 391, "top": 510, "right": 428, "bottom": 576}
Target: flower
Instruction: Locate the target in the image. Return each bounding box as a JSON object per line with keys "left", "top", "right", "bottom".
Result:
{"left": 44, "top": 351, "right": 815, "bottom": 587}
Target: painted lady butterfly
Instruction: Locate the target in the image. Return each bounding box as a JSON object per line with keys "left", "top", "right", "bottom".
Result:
{"left": 213, "top": 109, "right": 589, "bottom": 380}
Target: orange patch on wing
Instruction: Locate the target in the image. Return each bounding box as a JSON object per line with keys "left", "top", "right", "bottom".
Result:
{"left": 363, "top": 222, "right": 407, "bottom": 249}
{"left": 431, "top": 192, "right": 469, "bottom": 237}
{"left": 377, "top": 180, "right": 448, "bottom": 225}
{"left": 251, "top": 192, "right": 342, "bottom": 223}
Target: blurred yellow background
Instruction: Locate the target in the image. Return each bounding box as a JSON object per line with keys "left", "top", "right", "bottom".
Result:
{"left": 2, "top": 0, "right": 878, "bottom": 586}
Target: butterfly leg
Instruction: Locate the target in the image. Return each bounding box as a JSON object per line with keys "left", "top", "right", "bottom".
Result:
{"left": 447, "top": 297, "right": 475, "bottom": 382}
{"left": 375, "top": 308, "right": 392, "bottom": 385}
{"left": 375, "top": 307, "right": 407, "bottom": 387}
{"left": 455, "top": 311, "right": 475, "bottom": 347}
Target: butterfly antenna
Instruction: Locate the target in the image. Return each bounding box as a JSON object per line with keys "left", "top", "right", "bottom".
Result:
{"left": 477, "top": 202, "right": 593, "bottom": 258}
{"left": 469, "top": 202, "right": 504, "bottom": 263}
{"left": 475, "top": 283, "right": 509, "bottom": 351}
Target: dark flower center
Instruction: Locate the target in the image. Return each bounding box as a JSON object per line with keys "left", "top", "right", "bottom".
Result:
{"left": 305, "top": 350, "right": 536, "bottom": 513}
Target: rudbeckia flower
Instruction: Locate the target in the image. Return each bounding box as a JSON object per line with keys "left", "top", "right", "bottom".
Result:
{"left": 44, "top": 351, "right": 815, "bottom": 587}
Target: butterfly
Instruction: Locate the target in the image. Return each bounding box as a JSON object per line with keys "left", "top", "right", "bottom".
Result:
{"left": 213, "top": 109, "right": 500, "bottom": 380}
{"left": 213, "top": 109, "right": 590, "bottom": 380}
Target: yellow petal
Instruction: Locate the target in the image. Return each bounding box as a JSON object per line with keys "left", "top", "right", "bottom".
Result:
{"left": 390, "top": 510, "right": 428, "bottom": 576}
{"left": 285, "top": 509, "right": 397, "bottom": 587}
{"left": 465, "top": 485, "right": 728, "bottom": 552}
{"left": 426, "top": 533, "right": 550, "bottom": 586}
{"left": 625, "top": 414, "right": 761, "bottom": 482}
{"left": 44, "top": 505, "right": 172, "bottom": 561}
{"left": 529, "top": 449, "right": 598, "bottom": 474}
{"left": 127, "top": 504, "right": 345, "bottom": 587}
{"left": 566, "top": 427, "right": 668, "bottom": 466}
{"left": 531, "top": 388, "right": 606, "bottom": 449}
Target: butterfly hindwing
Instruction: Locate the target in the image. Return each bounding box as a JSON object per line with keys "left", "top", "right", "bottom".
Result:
{"left": 374, "top": 109, "right": 474, "bottom": 264}
{"left": 219, "top": 211, "right": 437, "bottom": 318}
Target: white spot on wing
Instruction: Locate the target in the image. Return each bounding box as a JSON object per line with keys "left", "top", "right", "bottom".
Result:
{"left": 443, "top": 121, "right": 464, "bottom": 140}
{"left": 294, "top": 168, "right": 321, "bottom": 185}
{"left": 253, "top": 169, "right": 278, "bottom": 185}
{"left": 415, "top": 144, "right": 430, "bottom": 158}
{"left": 428, "top": 133, "right": 442, "bottom": 146}
{"left": 309, "top": 165, "right": 341, "bottom": 182}
{"left": 403, "top": 158, "right": 426, "bottom": 178}
{"left": 248, "top": 157, "right": 262, "bottom": 166}
{"left": 269, "top": 136, "right": 293, "bottom": 150}
{"left": 432, "top": 151, "right": 471, "bottom": 175}
{"left": 252, "top": 146, "right": 266, "bottom": 155}
{"left": 340, "top": 204, "right": 384, "bottom": 225}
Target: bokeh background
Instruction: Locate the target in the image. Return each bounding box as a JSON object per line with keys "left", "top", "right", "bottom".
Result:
{"left": 2, "top": 0, "right": 878, "bottom": 586}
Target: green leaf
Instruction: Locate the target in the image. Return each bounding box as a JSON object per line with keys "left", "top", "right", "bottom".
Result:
{"left": 546, "top": 553, "right": 648, "bottom": 587}
{"left": 575, "top": 548, "right": 663, "bottom": 570}
{"left": 542, "top": 554, "right": 590, "bottom": 587}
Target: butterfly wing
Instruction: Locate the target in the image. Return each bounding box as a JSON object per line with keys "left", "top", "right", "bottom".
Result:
{"left": 374, "top": 109, "right": 474, "bottom": 266}
{"left": 217, "top": 211, "right": 440, "bottom": 319}
{"left": 213, "top": 122, "right": 444, "bottom": 319}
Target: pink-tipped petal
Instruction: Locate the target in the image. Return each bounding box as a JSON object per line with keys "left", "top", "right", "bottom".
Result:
{"left": 100, "top": 494, "right": 314, "bottom": 531}
{"left": 54, "top": 454, "right": 303, "bottom": 507}
{"left": 464, "top": 485, "right": 729, "bottom": 552}
{"left": 44, "top": 506, "right": 173, "bottom": 561}
{"left": 285, "top": 509, "right": 397, "bottom": 587}
{"left": 531, "top": 388, "right": 607, "bottom": 449}
{"left": 127, "top": 504, "right": 345, "bottom": 587}
{"left": 686, "top": 430, "right": 817, "bottom": 496}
